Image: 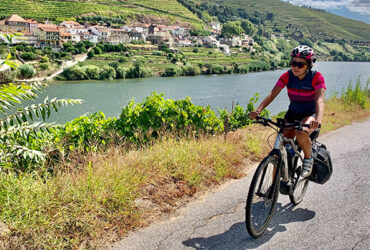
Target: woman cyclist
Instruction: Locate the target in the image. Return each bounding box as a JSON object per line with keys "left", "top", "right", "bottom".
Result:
{"left": 249, "top": 45, "right": 326, "bottom": 178}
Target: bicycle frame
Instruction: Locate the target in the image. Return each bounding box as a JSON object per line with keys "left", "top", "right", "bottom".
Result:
{"left": 273, "top": 132, "right": 304, "bottom": 182}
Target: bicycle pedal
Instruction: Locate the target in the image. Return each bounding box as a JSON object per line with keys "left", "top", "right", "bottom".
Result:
{"left": 280, "top": 181, "right": 293, "bottom": 195}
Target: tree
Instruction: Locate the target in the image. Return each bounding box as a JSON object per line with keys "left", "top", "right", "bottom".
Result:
{"left": 221, "top": 21, "right": 244, "bottom": 38}
{"left": 241, "top": 20, "right": 256, "bottom": 36}
{"left": 87, "top": 49, "right": 95, "bottom": 59}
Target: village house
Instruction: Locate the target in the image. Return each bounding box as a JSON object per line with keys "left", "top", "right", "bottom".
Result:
{"left": 60, "top": 20, "right": 81, "bottom": 29}
{"left": 82, "top": 32, "right": 99, "bottom": 43}
{"left": 0, "top": 15, "right": 30, "bottom": 34}
{"left": 89, "top": 26, "right": 110, "bottom": 41}
{"left": 107, "top": 28, "right": 130, "bottom": 44}
{"left": 168, "top": 26, "right": 186, "bottom": 37}
{"left": 220, "top": 36, "right": 242, "bottom": 47}
{"left": 202, "top": 36, "right": 220, "bottom": 47}
{"left": 60, "top": 29, "right": 81, "bottom": 44}
{"left": 147, "top": 24, "right": 171, "bottom": 44}
{"left": 210, "top": 22, "right": 221, "bottom": 32}
{"left": 129, "top": 30, "right": 146, "bottom": 42}
{"left": 26, "top": 19, "right": 38, "bottom": 33}
{"left": 219, "top": 44, "right": 230, "bottom": 54}
{"left": 34, "top": 24, "right": 61, "bottom": 48}
{"left": 174, "top": 38, "right": 192, "bottom": 47}
{"left": 134, "top": 24, "right": 150, "bottom": 34}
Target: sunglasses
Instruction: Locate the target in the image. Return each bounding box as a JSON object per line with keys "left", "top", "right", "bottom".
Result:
{"left": 290, "top": 60, "right": 307, "bottom": 68}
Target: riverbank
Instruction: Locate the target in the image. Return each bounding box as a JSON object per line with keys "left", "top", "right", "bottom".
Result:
{"left": 0, "top": 84, "right": 369, "bottom": 249}
{"left": 54, "top": 40, "right": 370, "bottom": 82}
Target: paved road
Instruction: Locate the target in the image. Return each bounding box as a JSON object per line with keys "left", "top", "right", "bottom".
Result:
{"left": 112, "top": 120, "right": 370, "bottom": 250}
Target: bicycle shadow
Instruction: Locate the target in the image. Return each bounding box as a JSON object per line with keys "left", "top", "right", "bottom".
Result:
{"left": 182, "top": 202, "right": 315, "bottom": 249}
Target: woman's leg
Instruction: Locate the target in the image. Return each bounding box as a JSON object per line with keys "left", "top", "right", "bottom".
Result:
{"left": 296, "top": 115, "right": 316, "bottom": 177}
{"left": 295, "top": 115, "right": 315, "bottom": 158}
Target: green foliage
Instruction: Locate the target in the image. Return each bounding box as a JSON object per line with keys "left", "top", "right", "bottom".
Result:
{"left": 240, "top": 20, "right": 256, "bottom": 36}
{"left": 341, "top": 77, "right": 369, "bottom": 109}
{"left": 18, "top": 64, "right": 36, "bottom": 78}
{"left": 221, "top": 21, "right": 244, "bottom": 38}
{"left": 190, "top": 29, "right": 211, "bottom": 36}
{"left": 181, "top": 65, "right": 201, "bottom": 76}
{"left": 0, "top": 82, "right": 82, "bottom": 171}
{"left": 58, "top": 112, "right": 116, "bottom": 152}
{"left": 126, "top": 61, "right": 153, "bottom": 78}
{"left": 20, "top": 52, "right": 37, "bottom": 61}
{"left": 39, "top": 63, "right": 48, "bottom": 70}
{"left": 87, "top": 49, "right": 95, "bottom": 59}
{"left": 162, "top": 65, "right": 182, "bottom": 77}
{"left": 116, "top": 92, "right": 224, "bottom": 143}
{"left": 299, "top": 38, "right": 313, "bottom": 48}
{"left": 99, "top": 66, "right": 116, "bottom": 80}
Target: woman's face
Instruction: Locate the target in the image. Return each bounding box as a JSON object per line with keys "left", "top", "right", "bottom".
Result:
{"left": 290, "top": 57, "right": 308, "bottom": 77}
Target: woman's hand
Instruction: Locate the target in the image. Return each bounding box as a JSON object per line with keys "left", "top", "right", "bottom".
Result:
{"left": 309, "top": 120, "right": 321, "bottom": 130}
{"left": 249, "top": 111, "right": 260, "bottom": 120}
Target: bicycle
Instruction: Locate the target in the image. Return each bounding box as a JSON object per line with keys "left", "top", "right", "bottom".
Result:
{"left": 245, "top": 116, "right": 320, "bottom": 238}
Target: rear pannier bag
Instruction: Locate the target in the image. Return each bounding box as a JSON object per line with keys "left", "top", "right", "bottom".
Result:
{"left": 309, "top": 141, "right": 333, "bottom": 184}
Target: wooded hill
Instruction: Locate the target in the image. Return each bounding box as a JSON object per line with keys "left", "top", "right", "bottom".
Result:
{"left": 1, "top": 0, "right": 369, "bottom": 42}
{"left": 194, "top": 0, "right": 370, "bottom": 42}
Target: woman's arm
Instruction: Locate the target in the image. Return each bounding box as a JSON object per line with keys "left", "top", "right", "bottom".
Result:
{"left": 310, "top": 88, "right": 325, "bottom": 129}
{"left": 249, "top": 85, "right": 283, "bottom": 119}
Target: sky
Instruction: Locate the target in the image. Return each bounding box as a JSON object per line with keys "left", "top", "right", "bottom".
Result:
{"left": 284, "top": 0, "right": 370, "bottom": 24}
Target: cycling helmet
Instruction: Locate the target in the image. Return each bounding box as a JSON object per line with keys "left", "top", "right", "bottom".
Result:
{"left": 291, "top": 45, "right": 316, "bottom": 63}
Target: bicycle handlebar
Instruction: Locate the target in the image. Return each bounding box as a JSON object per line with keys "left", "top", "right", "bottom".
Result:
{"left": 253, "top": 116, "right": 321, "bottom": 130}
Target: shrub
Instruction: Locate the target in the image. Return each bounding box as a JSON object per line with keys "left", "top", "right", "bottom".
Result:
{"left": 118, "top": 57, "right": 127, "bottom": 63}
{"left": 116, "top": 66, "right": 126, "bottom": 79}
{"left": 39, "top": 63, "right": 49, "bottom": 70}
{"left": 58, "top": 112, "right": 116, "bottom": 152}
{"left": 21, "top": 52, "right": 37, "bottom": 61}
{"left": 61, "top": 66, "right": 87, "bottom": 80}
{"left": 99, "top": 66, "right": 116, "bottom": 80}
{"left": 152, "top": 51, "right": 163, "bottom": 56}
{"left": 162, "top": 65, "right": 182, "bottom": 77}
{"left": 108, "top": 61, "right": 119, "bottom": 69}
{"left": 0, "top": 70, "right": 16, "bottom": 84}
{"left": 40, "top": 55, "right": 49, "bottom": 63}
{"left": 116, "top": 92, "right": 224, "bottom": 143}
{"left": 84, "top": 65, "right": 101, "bottom": 80}
{"left": 18, "top": 64, "right": 36, "bottom": 78}
{"left": 87, "top": 50, "right": 95, "bottom": 59}
{"left": 94, "top": 46, "right": 103, "bottom": 55}
{"left": 181, "top": 65, "right": 201, "bottom": 76}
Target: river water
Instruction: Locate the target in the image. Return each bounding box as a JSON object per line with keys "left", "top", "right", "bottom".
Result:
{"left": 42, "top": 62, "right": 369, "bottom": 123}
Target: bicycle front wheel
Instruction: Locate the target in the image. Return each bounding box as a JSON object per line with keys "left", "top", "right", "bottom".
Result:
{"left": 245, "top": 155, "right": 280, "bottom": 238}
{"left": 289, "top": 152, "right": 309, "bottom": 206}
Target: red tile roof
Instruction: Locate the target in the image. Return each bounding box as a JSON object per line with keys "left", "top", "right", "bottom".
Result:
{"left": 4, "top": 14, "right": 27, "bottom": 23}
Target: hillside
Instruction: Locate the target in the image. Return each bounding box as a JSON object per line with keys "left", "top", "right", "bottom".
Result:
{"left": 0, "top": 0, "right": 202, "bottom": 26}
{"left": 195, "top": 0, "right": 370, "bottom": 42}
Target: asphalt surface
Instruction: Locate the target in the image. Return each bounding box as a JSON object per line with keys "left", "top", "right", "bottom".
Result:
{"left": 112, "top": 119, "right": 370, "bottom": 250}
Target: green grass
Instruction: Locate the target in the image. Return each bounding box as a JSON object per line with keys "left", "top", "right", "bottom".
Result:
{"left": 0, "top": 136, "right": 244, "bottom": 248}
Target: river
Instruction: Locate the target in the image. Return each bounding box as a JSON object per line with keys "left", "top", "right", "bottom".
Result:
{"left": 41, "top": 62, "right": 369, "bottom": 123}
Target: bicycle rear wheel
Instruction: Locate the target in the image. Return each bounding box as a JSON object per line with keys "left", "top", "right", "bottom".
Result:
{"left": 289, "top": 152, "right": 309, "bottom": 206}
{"left": 245, "top": 155, "right": 280, "bottom": 238}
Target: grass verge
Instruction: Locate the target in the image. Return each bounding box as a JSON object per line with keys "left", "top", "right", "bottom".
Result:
{"left": 1, "top": 86, "right": 369, "bottom": 248}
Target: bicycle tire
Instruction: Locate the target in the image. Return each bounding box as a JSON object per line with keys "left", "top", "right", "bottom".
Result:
{"left": 289, "top": 151, "right": 309, "bottom": 206}
{"left": 245, "top": 155, "right": 280, "bottom": 238}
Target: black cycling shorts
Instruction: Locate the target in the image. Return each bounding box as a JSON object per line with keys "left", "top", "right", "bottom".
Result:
{"left": 284, "top": 110, "right": 315, "bottom": 123}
